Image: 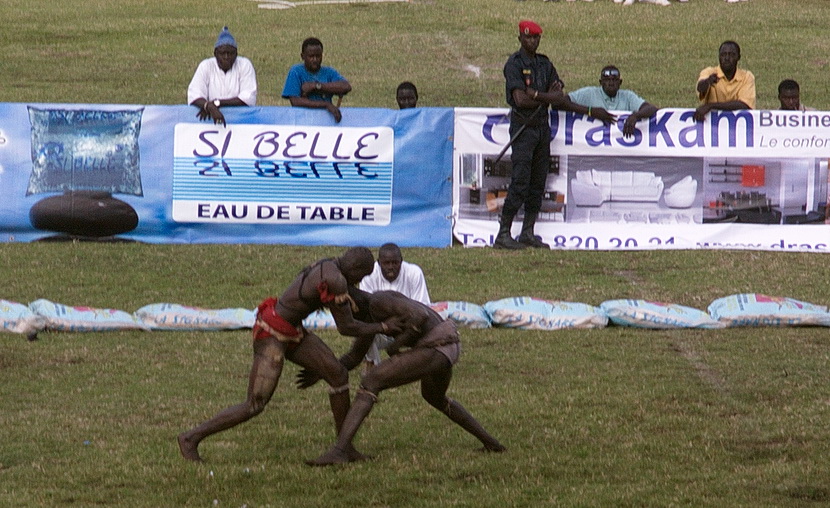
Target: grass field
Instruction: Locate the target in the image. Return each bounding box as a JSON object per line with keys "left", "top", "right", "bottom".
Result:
{"left": 3, "top": 245, "right": 830, "bottom": 506}
{"left": 3, "top": 1, "right": 830, "bottom": 506}
{"left": 3, "top": 0, "right": 830, "bottom": 109}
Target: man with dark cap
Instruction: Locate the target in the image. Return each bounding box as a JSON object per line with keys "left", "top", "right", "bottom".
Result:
{"left": 497, "top": 20, "right": 614, "bottom": 250}
{"left": 568, "top": 65, "right": 659, "bottom": 138}
{"left": 187, "top": 26, "right": 258, "bottom": 127}
{"left": 177, "top": 247, "right": 403, "bottom": 462}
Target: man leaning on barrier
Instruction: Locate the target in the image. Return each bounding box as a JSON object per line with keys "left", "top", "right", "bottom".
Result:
{"left": 187, "top": 26, "right": 258, "bottom": 127}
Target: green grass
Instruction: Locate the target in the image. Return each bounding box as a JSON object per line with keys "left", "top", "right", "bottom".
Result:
{"left": 3, "top": 1, "right": 830, "bottom": 506}
{"left": 2, "top": 0, "right": 830, "bottom": 109}
{"left": 3, "top": 245, "right": 830, "bottom": 506}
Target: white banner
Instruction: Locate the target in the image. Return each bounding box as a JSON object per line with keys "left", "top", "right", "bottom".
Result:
{"left": 453, "top": 108, "right": 830, "bottom": 252}
{"left": 173, "top": 123, "right": 394, "bottom": 225}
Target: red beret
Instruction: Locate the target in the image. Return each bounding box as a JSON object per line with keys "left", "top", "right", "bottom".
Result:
{"left": 519, "top": 20, "right": 542, "bottom": 36}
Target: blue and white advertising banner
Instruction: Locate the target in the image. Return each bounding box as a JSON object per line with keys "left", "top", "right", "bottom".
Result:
{"left": 0, "top": 104, "right": 453, "bottom": 246}
{"left": 453, "top": 108, "right": 830, "bottom": 252}
{"left": 172, "top": 123, "right": 394, "bottom": 225}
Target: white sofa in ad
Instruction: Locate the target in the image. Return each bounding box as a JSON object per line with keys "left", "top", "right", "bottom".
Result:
{"left": 571, "top": 169, "right": 664, "bottom": 207}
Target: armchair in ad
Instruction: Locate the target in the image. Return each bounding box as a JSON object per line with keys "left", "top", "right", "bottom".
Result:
{"left": 663, "top": 175, "right": 699, "bottom": 208}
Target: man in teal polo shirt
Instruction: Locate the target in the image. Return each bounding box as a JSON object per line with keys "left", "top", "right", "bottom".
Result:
{"left": 282, "top": 37, "right": 352, "bottom": 123}
{"left": 568, "top": 65, "right": 658, "bottom": 137}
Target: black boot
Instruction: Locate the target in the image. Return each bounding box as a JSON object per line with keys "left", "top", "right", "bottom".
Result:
{"left": 517, "top": 212, "right": 550, "bottom": 248}
{"left": 493, "top": 215, "right": 527, "bottom": 250}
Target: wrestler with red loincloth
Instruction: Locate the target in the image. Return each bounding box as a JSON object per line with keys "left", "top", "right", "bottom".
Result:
{"left": 178, "top": 247, "right": 402, "bottom": 462}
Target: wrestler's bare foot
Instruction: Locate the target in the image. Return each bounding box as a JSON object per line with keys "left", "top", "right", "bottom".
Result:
{"left": 305, "top": 446, "right": 352, "bottom": 466}
{"left": 478, "top": 442, "right": 506, "bottom": 453}
{"left": 178, "top": 433, "right": 203, "bottom": 462}
{"left": 344, "top": 444, "right": 373, "bottom": 462}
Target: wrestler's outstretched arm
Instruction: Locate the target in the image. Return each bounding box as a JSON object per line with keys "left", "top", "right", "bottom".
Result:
{"left": 337, "top": 333, "right": 376, "bottom": 370}
{"left": 329, "top": 298, "right": 402, "bottom": 338}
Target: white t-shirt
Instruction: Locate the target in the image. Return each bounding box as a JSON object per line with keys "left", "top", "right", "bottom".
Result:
{"left": 359, "top": 261, "right": 432, "bottom": 365}
{"left": 187, "top": 56, "right": 258, "bottom": 106}
{"left": 359, "top": 261, "right": 431, "bottom": 305}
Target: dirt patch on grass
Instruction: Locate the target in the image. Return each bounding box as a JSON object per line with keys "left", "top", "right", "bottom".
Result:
{"left": 611, "top": 269, "right": 646, "bottom": 287}
{"left": 786, "top": 485, "right": 830, "bottom": 502}
{"left": 669, "top": 341, "right": 729, "bottom": 394}
{"left": 730, "top": 435, "right": 807, "bottom": 463}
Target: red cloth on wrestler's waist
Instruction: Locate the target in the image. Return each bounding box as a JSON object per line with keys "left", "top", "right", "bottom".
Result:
{"left": 253, "top": 297, "right": 301, "bottom": 340}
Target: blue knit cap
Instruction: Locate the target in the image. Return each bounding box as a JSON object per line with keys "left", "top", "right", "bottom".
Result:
{"left": 215, "top": 26, "right": 237, "bottom": 49}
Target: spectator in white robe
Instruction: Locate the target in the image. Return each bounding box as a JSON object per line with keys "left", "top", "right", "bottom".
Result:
{"left": 187, "top": 26, "right": 257, "bottom": 127}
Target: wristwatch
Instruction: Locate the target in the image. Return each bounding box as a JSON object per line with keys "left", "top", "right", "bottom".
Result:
{"left": 315, "top": 82, "right": 322, "bottom": 91}
{"left": 213, "top": 99, "right": 221, "bottom": 108}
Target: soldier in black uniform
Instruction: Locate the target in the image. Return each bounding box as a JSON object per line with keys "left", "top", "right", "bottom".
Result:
{"left": 497, "top": 20, "right": 614, "bottom": 250}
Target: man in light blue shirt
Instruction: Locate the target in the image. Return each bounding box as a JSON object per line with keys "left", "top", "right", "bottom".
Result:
{"left": 568, "top": 65, "right": 658, "bottom": 137}
{"left": 282, "top": 37, "right": 351, "bottom": 123}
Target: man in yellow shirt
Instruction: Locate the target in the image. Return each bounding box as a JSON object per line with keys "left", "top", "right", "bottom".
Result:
{"left": 693, "top": 40, "right": 755, "bottom": 122}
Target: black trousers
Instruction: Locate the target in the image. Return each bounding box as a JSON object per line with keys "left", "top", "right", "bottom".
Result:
{"left": 501, "top": 121, "right": 551, "bottom": 219}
